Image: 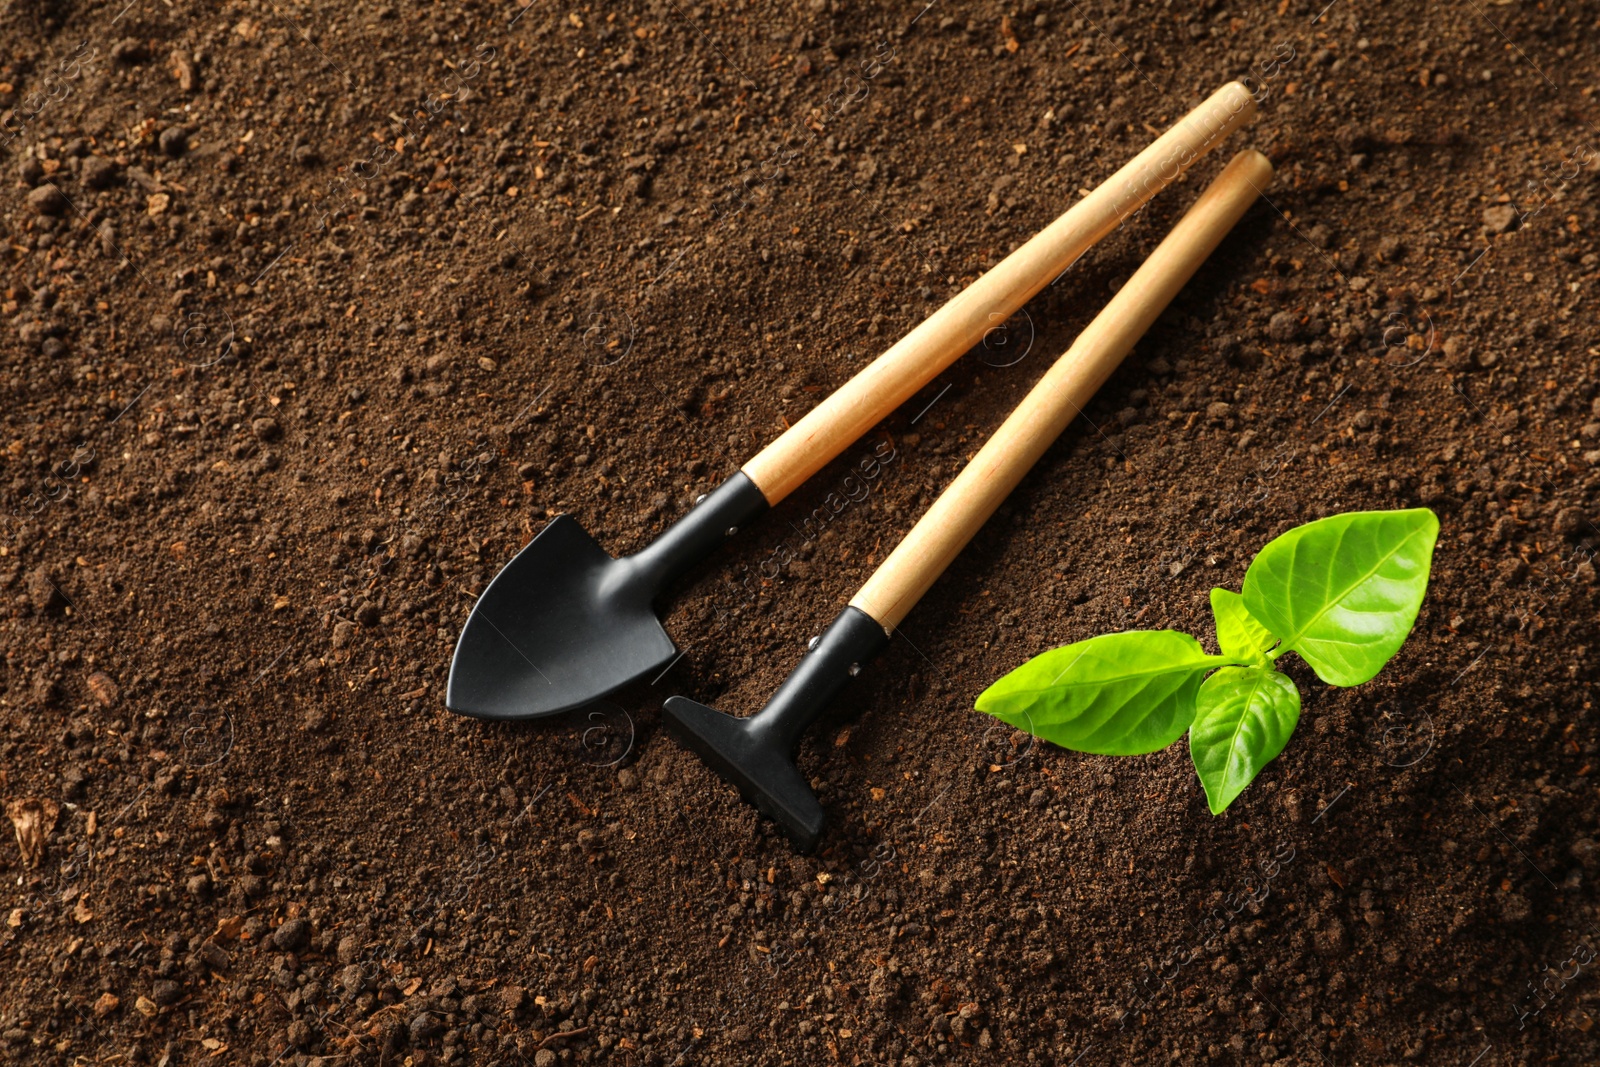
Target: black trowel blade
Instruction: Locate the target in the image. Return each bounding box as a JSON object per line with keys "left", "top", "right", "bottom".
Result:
{"left": 445, "top": 516, "right": 676, "bottom": 720}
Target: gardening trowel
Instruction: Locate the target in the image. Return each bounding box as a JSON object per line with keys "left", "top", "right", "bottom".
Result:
{"left": 664, "top": 149, "right": 1275, "bottom": 850}
{"left": 447, "top": 83, "right": 1260, "bottom": 721}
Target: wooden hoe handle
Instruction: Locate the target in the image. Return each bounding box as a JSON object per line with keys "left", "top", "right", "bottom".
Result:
{"left": 850, "top": 149, "right": 1275, "bottom": 631}
{"left": 739, "top": 81, "right": 1259, "bottom": 504}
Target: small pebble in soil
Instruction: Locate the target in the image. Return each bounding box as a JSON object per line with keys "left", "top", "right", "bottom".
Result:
{"left": 1482, "top": 204, "right": 1518, "bottom": 234}
{"left": 1553, "top": 507, "right": 1586, "bottom": 537}
{"left": 111, "top": 37, "right": 149, "bottom": 64}
{"left": 1267, "top": 311, "right": 1300, "bottom": 342}
{"left": 158, "top": 125, "right": 190, "bottom": 157}
{"left": 287, "top": 1019, "right": 314, "bottom": 1048}
{"left": 87, "top": 672, "right": 119, "bottom": 707}
{"left": 27, "top": 568, "right": 64, "bottom": 613}
{"left": 409, "top": 1012, "right": 444, "bottom": 1041}
{"left": 26, "top": 185, "right": 68, "bottom": 217}
{"left": 81, "top": 156, "right": 119, "bottom": 189}
{"left": 274, "top": 917, "right": 311, "bottom": 951}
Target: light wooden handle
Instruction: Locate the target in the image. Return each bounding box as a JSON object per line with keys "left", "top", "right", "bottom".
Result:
{"left": 739, "top": 81, "right": 1259, "bottom": 504}
{"left": 850, "top": 149, "right": 1274, "bottom": 630}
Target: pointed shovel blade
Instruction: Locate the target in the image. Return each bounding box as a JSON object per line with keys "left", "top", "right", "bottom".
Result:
{"left": 445, "top": 516, "right": 676, "bottom": 720}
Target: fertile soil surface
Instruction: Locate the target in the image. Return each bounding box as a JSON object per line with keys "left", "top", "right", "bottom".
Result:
{"left": 4, "top": 1, "right": 1599, "bottom": 1064}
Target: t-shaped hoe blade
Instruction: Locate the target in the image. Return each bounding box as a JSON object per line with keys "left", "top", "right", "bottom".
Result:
{"left": 447, "top": 85, "right": 1259, "bottom": 720}
{"left": 663, "top": 608, "right": 889, "bottom": 851}
{"left": 665, "top": 150, "right": 1276, "bottom": 849}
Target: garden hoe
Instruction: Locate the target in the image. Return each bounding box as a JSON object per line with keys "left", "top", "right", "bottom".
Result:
{"left": 447, "top": 84, "right": 1259, "bottom": 721}
{"left": 664, "top": 149, "right": 1275, "bottom": 850}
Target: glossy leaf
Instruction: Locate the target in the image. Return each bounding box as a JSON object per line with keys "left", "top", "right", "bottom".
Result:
{"left": 1210, "top": 587, "right": 1276, "bottom": 660}
{"left": 1242, "top": 508, "right": 1439, "bottom": 686}
{"left": 976, "top": 631, "right": 1217, "bottom": 755}
{"left": 1188, "top": 666, "right": 1301, "bottom": 814}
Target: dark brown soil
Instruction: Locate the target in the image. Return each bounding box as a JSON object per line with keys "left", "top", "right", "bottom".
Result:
{"left": 3, "top": 1, "right": 1598, "bottom": 1064}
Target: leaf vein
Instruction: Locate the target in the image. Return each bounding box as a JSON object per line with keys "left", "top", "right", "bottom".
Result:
{"left": 1280, "top": 521, "right": 1432, "bottom": 648}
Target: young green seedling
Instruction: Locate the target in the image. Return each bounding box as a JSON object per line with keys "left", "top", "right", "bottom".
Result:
{"left": 976, "top": 508, "right": 1440, "bottom": 813}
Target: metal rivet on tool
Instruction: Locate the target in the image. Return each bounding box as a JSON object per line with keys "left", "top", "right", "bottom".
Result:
{"left": 725, "top": 527, "right": 738, "bottom": 536}
{"left": 847, "top": 663, "right": 861, "bottom": 677}
{"left": 695, "top": 494, "right": 707, "bottom": 504}
{"left": 806, "top": 636, "right": 819, "bottom": 651}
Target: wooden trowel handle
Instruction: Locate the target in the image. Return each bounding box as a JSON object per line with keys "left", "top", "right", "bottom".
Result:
{"left": 738, "top": 82, "right": 1258, "bottom": 505}
{"left": 849, "top": 149, "right": 1274, "bottom": 631}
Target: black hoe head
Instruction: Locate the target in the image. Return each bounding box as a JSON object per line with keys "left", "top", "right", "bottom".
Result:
{"left": 446, "top": 516, "right": 674, "bottom": 720}
{"left": 663, "top": 696, "right": 826, "bottom": 851}
{"left": 662, "top": 607, "right": 891, "bottom": 852}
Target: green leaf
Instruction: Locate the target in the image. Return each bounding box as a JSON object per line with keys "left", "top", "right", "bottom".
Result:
{"left": 1210, "top": 587, "right": 1277, "bottom": 660}
{"left": 975, "top": 631, "right": 1217, "bottom": 755}
{"left": 1188, "top": 667, "right": 1301, "bottom": 814}
{"left": 1242, "top": 508, "right": 1439, "bottom": 686}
